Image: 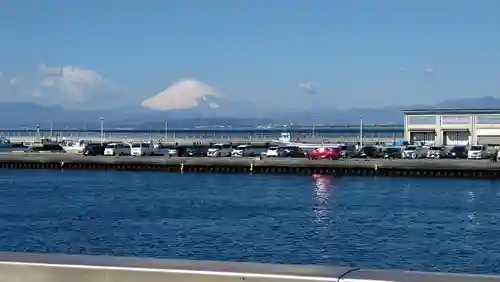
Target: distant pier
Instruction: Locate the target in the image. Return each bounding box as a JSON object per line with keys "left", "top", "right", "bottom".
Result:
{"left": 0, "top": 153, "right": 499, "bottom": 179}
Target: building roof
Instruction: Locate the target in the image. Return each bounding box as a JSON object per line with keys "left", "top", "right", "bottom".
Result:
{"left": 402, "top": 108, "right": 500, "bottom": 115}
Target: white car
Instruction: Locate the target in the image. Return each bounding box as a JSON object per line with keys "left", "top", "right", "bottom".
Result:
{"left": 131, "top": 142, "right": 157, "bottom": 156}
{"left": 104, "top": 143, "right": 117, "bottom": 156}
{"left": 232, "top": 145, "right": 249, "bottom": 157}
{"left": 468, "top": 145, "right": 488, "bottom": 159}
{"left": 266, "top": 147, "right": 279, "bottom": 157}
{"left": 207, "top": 144, "right": 232, "bottom": 157}
{"left": 427, "top": 146, "right": 445, "bottom": 159}
{"left": 402, "top": 145, "right": 424, "bottom": 159}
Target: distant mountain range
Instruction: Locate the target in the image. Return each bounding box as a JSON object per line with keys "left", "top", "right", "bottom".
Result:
{"left": 1, "top": 78, "right": 499, "bottom": 128}
{"left": 1, "top": 96, "right": 500, "bottom": 129}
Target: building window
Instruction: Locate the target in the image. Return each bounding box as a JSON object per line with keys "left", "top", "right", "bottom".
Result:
{"left": 476, "top": 115, "right": 500, "bottom": 124}
{"left": 441, "top": 115, "right": 470, "bottom": 125}
{"left": 407, "top": 115, "right": 436, "bottom": 125}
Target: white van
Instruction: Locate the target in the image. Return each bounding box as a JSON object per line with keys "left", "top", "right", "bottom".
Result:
{"left": 113, "top": 142, "right": 132, "bottom": 156}
{"left": 131, "top": 142, "right": 157, "bottom": 156}
{"left": 104, "top": 143, "right": 117, "bottom": 156}
{"left": 468, "top": 145, "right": 488, "bottom": 159}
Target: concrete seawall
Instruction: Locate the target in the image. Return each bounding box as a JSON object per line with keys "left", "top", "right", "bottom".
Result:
{"left": 0, "top": 252, "right": 498, "bottom": 282}
{"left": 1, "top": 153, "right": 499, "bottom": 179}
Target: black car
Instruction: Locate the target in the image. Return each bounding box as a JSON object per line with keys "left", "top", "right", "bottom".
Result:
{"left": 183, "top": 146, "right": 209, "bottom": 157}
{"left": 382, "top": 147, "right": 402, "bottom": 159}
{"left": 25, "top": 143, "right": 66, "bottom": 153}
{"left": 82, "top": 143, "right": 108, "bottom": 156}
{"left": 279, "top": 146, "right": 307, "bottom": 158}
{"left": 352, "top": 146, "right": 383, "bottom": 158}
{"left": 446, "top": 146, "right": 468, "bottom": 159}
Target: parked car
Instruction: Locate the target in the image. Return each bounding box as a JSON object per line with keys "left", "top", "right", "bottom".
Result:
{"left": 25, "top": 143, "right": 66, "bottom": 153}
{"left": 131, "top": 142, "right": 157, "bottom": 156}
{"left": 338, "top": 144, "right": 357, "bottom": 158}
{"left": 307, "top": 147, "right": 342, "bottom": 160}
{"left": 103, "top": 143, "right": 117, "bottom": 156}
{"left": 427, "top": 146, "right": 446, "bottom": 159}
{"left": 468, "top": 145, "right": 488, "bottom": 159}
{"left": 353, "top": 146, "right": 383, "bottom": 158}
{"left": 207, "top": 144, "right": 233, "bottom": 157}
{"left": 232, "top": 145, "right": 251, "bottom": 157}
{"left": 104, "top": 142, "right": 132, "bottom": 156}
{"left": 266, "top": 146, "right": 280, "bottom": 157}
{"left": 402, "top": 145, "right": 426, "bottom": 159}
{"left": 82, "top": 143, "right": 108, "bottom": 156}
{"left": 446, "top": 146, "right": 468, "bottom": 159}
{"left": 184, "top": 146, "right": 208, "bottom": 157}
{"left": 382, "top": 147, "right": 402, "bottom": 159}
{"left": 279, "top": 146, "right": 307, "bottom": 158}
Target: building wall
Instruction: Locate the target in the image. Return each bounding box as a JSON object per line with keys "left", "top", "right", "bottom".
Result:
{"left": 404, "top": 112, "right": 500, "bottom": 146}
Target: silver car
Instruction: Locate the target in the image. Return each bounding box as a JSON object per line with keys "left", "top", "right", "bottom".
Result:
{"left": 402, "top": 145, "right": 425, "bottom": 159}
{"left": 427, "top": 146, "right": 445, "bottom": 159}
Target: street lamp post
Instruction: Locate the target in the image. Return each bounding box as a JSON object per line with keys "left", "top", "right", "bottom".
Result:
{"left": 359, "top": 116, "right": 364, "bottom": 147}
{"left": 100, "top": 117, "right": 104, "bottom": 145}
{"left": 49, "top": 118, "right": 53, "bottom": 138}
{"left": 164, "top": 121, "right": 168, "bottom": 141}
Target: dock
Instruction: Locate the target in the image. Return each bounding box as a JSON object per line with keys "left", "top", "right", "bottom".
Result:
{"left": 0, "top": 153, "right": 499, "bottom": 179}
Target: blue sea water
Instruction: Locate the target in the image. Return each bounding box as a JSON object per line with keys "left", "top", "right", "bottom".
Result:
{"left": 0, "top": 170, "right": 499, "bottom": 274}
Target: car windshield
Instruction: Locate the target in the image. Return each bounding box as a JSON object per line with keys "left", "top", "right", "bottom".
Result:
{"left": 106, "top": 144, "right": 115, "bottom": 148}
{"left": 268, "top": 147, "right": 278, "bottom": 151}
{"left": 132, "top": 143, "right": 141, "bottom": 148}
{"left": 385, "top": 148, "right": 400, "bottom": 153}
{"left": 405, "top": 146, "right": 417, "bottom": 150}
{"left": 452, "top": 146, "right": 466, "bottom": 152}
{"left": 430, "top": 146, "right": 442, "bottom": 150}
{"left": 470, "top": 146, "right": 483, "bottom": 151}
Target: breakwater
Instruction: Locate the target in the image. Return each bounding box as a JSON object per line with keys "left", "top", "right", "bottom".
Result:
{"left": 1, "top": 153, "right": 499, "bottom": 179}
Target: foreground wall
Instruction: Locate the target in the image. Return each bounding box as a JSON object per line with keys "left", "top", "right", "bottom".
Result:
{"left": 0, "top": 252, "right": 499, "bottom": 282}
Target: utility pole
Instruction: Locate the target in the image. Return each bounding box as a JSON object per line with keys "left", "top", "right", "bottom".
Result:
{"left": 164, "top": 121, "right": 168, "bottom": 141}
{"left": 100, "top": 116, "right": 104, "bottom": 146}
{"left": 49, "top": 118, "right": 53, "bottom": 138}
{"left": 359, "top": 116, "right": 364, "bottom": 147}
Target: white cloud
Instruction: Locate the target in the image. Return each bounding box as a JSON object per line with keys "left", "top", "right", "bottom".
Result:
{"left": 33, "top": 64, "right": 119, "bottom": 109}
{"left": 0, "top": 71, "right": 20, "bottom": 102}
{"left": 298, "top": 81, "right": 317, "bottom": 95}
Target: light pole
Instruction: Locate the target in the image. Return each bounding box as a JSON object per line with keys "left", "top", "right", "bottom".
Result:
{"left": 100, "top": 116, "right": 104, "bottom": 145}
{"left": 49, "top": 118, "right": 53, "bottom": 138}
{"left": 164, "top": 121, "right": 168, "bottom": 141}
{"left": 359, "top": 116, "right": 364, "bottom": 147}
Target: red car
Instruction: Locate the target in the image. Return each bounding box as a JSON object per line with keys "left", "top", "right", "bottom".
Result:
{"left": 307, "top": 147, "right": 342, "bottom": 160}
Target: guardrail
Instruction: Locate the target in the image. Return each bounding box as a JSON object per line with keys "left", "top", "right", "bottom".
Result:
{"left": 0, "top": 252, "right": 498, "bottom": 282}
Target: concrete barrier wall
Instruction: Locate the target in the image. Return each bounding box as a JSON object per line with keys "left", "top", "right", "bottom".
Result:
{"left": 0, "top": 252, "right": 499, "bottom": 282}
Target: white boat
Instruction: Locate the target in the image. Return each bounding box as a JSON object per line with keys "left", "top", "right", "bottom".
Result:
{"left": 61, "top": 140, "right": 88, "bottom": 153}
{"left": 272, "top": 132, "right": 343, "bottom": 149}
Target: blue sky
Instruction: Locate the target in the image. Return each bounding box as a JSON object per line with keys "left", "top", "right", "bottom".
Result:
{"left": 0, "top": 0, "right": 499, "bottom": 109}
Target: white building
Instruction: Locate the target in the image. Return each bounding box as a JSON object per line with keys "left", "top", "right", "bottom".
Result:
{"left": 403, "top": 108, "right": 500, "bottom": 146}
